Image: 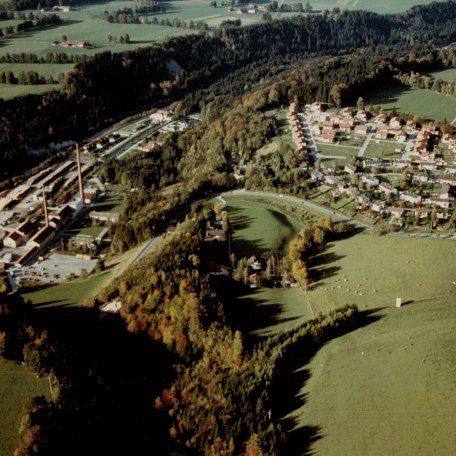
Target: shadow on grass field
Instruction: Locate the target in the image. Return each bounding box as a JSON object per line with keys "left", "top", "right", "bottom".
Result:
{"left": 271, "top": 308, "right": 384, "bottom": 455}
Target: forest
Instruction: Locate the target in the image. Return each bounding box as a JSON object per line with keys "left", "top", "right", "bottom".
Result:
{"left": 1, "top": 1, "right": 456, "bottom": 180}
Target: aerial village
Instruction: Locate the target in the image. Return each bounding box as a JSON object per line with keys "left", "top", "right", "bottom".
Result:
{"left": 1, "top": 98, "right": 455, "bottom": 290}
{"left": 287, "top": 101, "right": 456, "bottom": 230}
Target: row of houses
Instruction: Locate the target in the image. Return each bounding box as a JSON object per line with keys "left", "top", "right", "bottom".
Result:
{"left": 288, "top": 102, "right": 310, "bottom": 155}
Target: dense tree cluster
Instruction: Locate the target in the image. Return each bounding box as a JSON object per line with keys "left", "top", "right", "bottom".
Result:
{"left": 0, "top": 69, "right": 55, "bottom": 84}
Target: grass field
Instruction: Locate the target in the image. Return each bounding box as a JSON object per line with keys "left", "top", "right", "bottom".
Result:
{"left": 428, "top": 67, "right": 456, "bottom": 83}
{"left": 364, "top": 140, "right": 404, "bottom": 159}
{"left": 0, "top": 358, "right": 50, "bottom": 456}
{"left": 290, "top": 297, "right": 456, "bottom": 455}
{"left": 21, "top": 240, "right": 147, "bottom": 308}
{"left": 226, "top": 197, "right": 303, "bottom": 257}
{"left": 365, "top": 85, "right": 456, "bottom": 123}
{"left": 316, "top": 143, "right": 358, "bottom": 165}
{"left": 0, "top": 82, "right": 58, "bottom": 99}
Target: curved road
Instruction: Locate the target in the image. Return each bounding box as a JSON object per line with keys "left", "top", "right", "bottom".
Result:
{"left": 221, "top": 189, "right": 370, "bottom": 229}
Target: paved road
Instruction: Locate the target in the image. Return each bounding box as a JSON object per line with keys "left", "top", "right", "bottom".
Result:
{"left": 132, "top": 235, "right": 164, "bottom": 264}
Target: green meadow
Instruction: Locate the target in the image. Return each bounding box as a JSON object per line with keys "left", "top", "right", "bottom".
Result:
{"left": 306, "top": 0, "right": 440, "bottom": 14}
{"left": 428, "top": 67, "right": 456, "bottom": 83}
{"left": 290, "top": 298, "right": 456, "bottom": 455}
{"left": 0, "top": 358, "right": 50, "bottom": 456}
{"left": 366, "top": 85, "right": 456, "bottom": 123}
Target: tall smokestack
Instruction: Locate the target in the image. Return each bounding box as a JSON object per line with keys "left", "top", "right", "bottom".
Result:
{"left": 76, "top": 144, "right": 85, "bottom": 205}
{"left": 42, "top": 187, "right": 49, "bottom": 226}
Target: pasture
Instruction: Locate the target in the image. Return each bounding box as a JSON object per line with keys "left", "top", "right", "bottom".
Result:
{"left": 0, "top": 358, "right": 50, "bottom": 456}
{"left": 289, "top": 297, "right": 456, "bottom": 455}
{"left": 428, "top": 67, "right": 456, "bottom": 83}
{"left": 21, "top": 240, "right": 148, "bottom": 308}
{"left": 226, "top": 195, "right": 456, "bottom": 331}
{"left": 365, "top": 85, "right": 456, "bottom": 123}
{"left": 0, "top": 82, "right": 56, "bottom": 99}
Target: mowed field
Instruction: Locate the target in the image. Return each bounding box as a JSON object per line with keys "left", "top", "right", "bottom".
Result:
{"left": 365, "top": 85, "right": 456, "bottom": 122}
{"left": 290, "top": 298, "right": 456, "bottom": 455}
{"left": 0, "top": 358, "right": 50, "bottom": 456}
{"left": 21, "top": 240, "right": 148, "bottom": 308}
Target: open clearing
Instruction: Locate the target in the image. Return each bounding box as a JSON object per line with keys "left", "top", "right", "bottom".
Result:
{"left": 290, "top": 298, "right": 456, "bottom": 455}
{"left": 0, "top": 358, "right": 50, "bottom": 456}
{"left": 365, "top": 85, "right": 456, "bottom": 122}
{"left": 21, "top": 240, "right": 147, "bottom": 308}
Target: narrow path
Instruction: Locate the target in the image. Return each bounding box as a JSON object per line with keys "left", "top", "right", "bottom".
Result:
{"left": 356, "top": 133, "right": 373, "bottom": 157}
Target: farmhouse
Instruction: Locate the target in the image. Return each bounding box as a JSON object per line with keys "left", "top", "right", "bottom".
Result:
{"left": 371, "top": 200, "right": 388, "bottom": 214}
{"left": 376, "top": 125, "right": 389, "bottom": 139}
{"left": 344, "top": 164, "right": 357, "bottom": 175}
{"left": 360, "top": 174, "right": 379, "bottom": 187}
{"left": 390, "top": 207, "right": 405, "bottom": 218}
{"left": 61, "top": 40, "right": 89, "bottom": 48}
{"left": 52, "top": 5, "right": 71, "bottom": 12}
{"left": 414, "top": 207, "right": 429, "bottom": 219}
{"left": 354, "top": 125, "right": 369, "bottom": 135}
{"left": 389, "top": 116, "right": 403, "bottom": 129}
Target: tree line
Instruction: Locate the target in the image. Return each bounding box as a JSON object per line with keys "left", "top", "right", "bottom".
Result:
{"left": 0, "top": 12, "right": 61, "bottom": 37}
